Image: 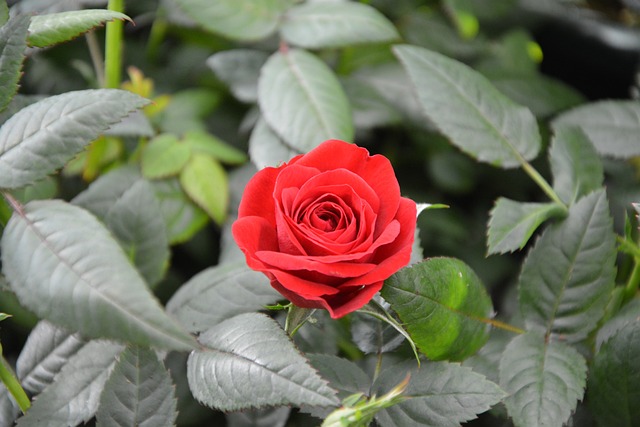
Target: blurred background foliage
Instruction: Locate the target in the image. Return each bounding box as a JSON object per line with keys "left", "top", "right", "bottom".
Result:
{"left": 2, "top": 0, "right": 640, "bottom": 425}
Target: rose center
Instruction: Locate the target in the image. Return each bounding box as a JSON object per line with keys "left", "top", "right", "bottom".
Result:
{"left": 309, "top": 204, "right": 341, "bottom": 232}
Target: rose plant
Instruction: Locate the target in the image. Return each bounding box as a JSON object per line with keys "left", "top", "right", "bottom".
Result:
{"left": 0, "top": 1, "right": 639, "bottom": 427}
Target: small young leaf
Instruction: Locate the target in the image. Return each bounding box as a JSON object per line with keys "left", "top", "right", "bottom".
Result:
{"left": 393, "top": 45, "right": 540, "bottom": 168}
{"left": 174, "top": 0, "right": 291, "bottom": 41}
{"left": 487, "top": 198, "right": 566, "bottom": 255}
{"left": 187, "top": 313, "right": 339, "bottom": 411}
{"left": 28, "top": 10, "right": 130, "bottom": 48}
{"left": 499, "top": 332, "right": 587, "bottom": 427}
{"left": 518, "top": 190, "right": 616, "bottom": 342}
{"left": 549, "top": 127, "right": 604, "bottom": 205}
{"left": 588, "top": 321, "right": 640, "bottom": 427}
{"left": 179, "top": 153, "right": 228, "bottom": 225}
{"left": 307, "top": 354, "right": 370, "bottom": 400}
{"left": 0, "top": 89, "right": 148, "bottom": 189}
{"left": 373, "top": 360, "right": 505, "bottom": 427}
{"left": 280, "top": 2, "right": 399, "bottom": 49}
{"left": 141, "top": 134, "right": 192, "bottom": 179}
{"left": 16, "top": 321, "right": 85, "bottom": 395}
{"left": 258, "top": 48, "right": 354, "bottom": 153}
{"left": 96, "top": 345, "right": 178, "bottom": 427}
{"left": 0, "top": 15, "right": 29, "bottom": 113}
{"left": 381, "top": 257, "right": 493, "bottom": 361}
{"left": 249, "top": 116, "right": 300, "bottom": 169}
{"left": 16, "top": 341, "right": 124, "bottom": 427}
{"left": 166, "top": 261, "right": 282, "bottom": 333}
{"left": 1, "top": 200, "right": 197, "bottom": 351}
{"left": 207, "top": 49, "right": 269, "bottom": 103}
{"left": 183, "top": 131, "right": 247, "bottom": 165}
{"left": 552, "top": 100, "right": 640, "bottom": 159}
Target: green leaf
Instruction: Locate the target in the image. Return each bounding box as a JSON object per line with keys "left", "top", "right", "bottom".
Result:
{"left": 141, "top": 133, "right": 192, "bottom": 179}
{"left": 596, "top": 298, "right": 640, "bottom": 351}
{"left": 174, "top": 0, "right": 291, "bottom": 41}
{"left": 381, "top": 257, "right": 493, "bottom": 361}
{"left": 373, "top": 360, "right": 505, "bottom": 427}
{"left": 552, "top": 100, "right": 640, "bottom": 159}
{"left": 280, "top": 2, "right": 399, "bottom": 49}
{"left": 351, "top": 311, "right": 405, "bottom": 355}
{"left": 166, "top": 261, "right": 282, "bottom": 333}
{"left": 393, "top": 44, "right": 540, "bottom": 168}
{"left": 0, "top": 89, "right": 148, "bottom": 189}
{"left": 588, "top": 321, "right": 640, "bottom": 427}
{"left": 152, "top": 178, "right": 209, "bottom": 244}
{"left": 249, "top": 116, "right": 300, "bottom": 169}
{"left": 487, "top": 198, "right": 566, "bottom": 255}
{"left": 490, "top": 74, "right": 585, "bottom": 118}
{"left": 207, "top": 49, "right": 269, "bottom": 103}
{"left": 307, "top": 354, "right": 370, "bottom": 403}
{"left": 258, "top": 48, "right": 354, "bottom": 153}
{"left": 28, "top": 10, "right": 130, "bottom": 48}
{"left": 179, "top": 153, "right": 228, "bottom": 225}
{"left": 226, "top": 407, "right": 291, "bottom": 427}
{"left": 0, "top": 15, "right": 29, "bottom": 113}
{"left": 0, "top": 385, "right": 19, "bottom": 426}
{"left": 96, "top": 345, "right": 178, "bottom": 427}
{"left": 518, "top": 189, "right": 616, "bottom": 342}
{"left": 16, "top": 341, "right": 124, "bottom": 427}
{"left": 549, "top": 127, "right": 604, "bottom": 205}
{"left": 499, "top": 332, "right": 587, "bottom": 427}
{"left": 462, "top": 329, "right": 512, "bottom": 384}
{"left": 73, "top": 168, "right": 170, "bottom": 287}
{"left": 1, "top": 200, "right": 197, "bottom": 351}
{"left": 183, "top": 131, "right": 247, "bottom": 165}
{"left": 187, "top": 313, "right": 339, "bottom": 411}
{"left": 16, "top": 321, "right": 85, "bottom": 395}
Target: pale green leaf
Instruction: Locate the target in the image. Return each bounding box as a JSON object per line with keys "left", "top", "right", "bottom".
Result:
{"left": 549, "top": 127, "right": 604, "bottom": 205}
{"left": 381, "top": 257, "right": 492, "bottom": 361}
{"left": 0, "top": 385, "right": 19, "bottom": 426}
{"left": 552, "top": 100, "right": 640, "bottom": 159}
{"left": 28, "top": 10, "right": 130, "bottom": 48}
{"left": 487, "top": 198, "right": 566, "bottom": 255}
{"left": 207, "top": 49, "right": 269, "bottom": 103}
{"left": 499, "top": 332, "right": 587, "bottom": 427}
{"left": 258, "top": 48, "right": 354, "bottom": 153}
{"left": 73, "top": 168, "right": 170, "bottom": 287}
{"left": 249, "top": 116, "right": 300, "bottom": 169}
{"left": 393, "top": 44, "right": 540, "bottom": 168}
{"left": 96, "top": 345, "right": 178, "bottom": 427}
{"left": 280, "top": 2, "right": 399, "bottom": 49}
{"left": 518, "top": 190, "right": 616, "bottom": 342}
{"left": 351, "top": 311, "right": 405, "bottom": 355}
{"left": 187, "top": 313, "right": 339, "bottom": 411}
{"left": 16, "top": 321, "right": 85, "bottom": 395}
{"left": 16, "top": 341, "right": 124, "bottom": 427}
{"left": 342, "top": 74, "right": 403, "bottom": 130}
{"left": 1, "top": 200, "right": 197, "bottom": 351}
{"left": 166, "top": 261, "right": 282, "bottom": 333}
{"left": 183, "top": 131, "right": 247, "bottom": 165}
{"left": 174, "top": 0, "right": 292, "bottom": 41}
{"left": 0, "top": 89, "right": 148, "bottom": 189}
{"left": 180, "top": 153, "right": 228, "bottom": 225}
{"left": 0, "top": 15, "right": 29, "bottom": 113}
{"left": 588, "top": 321, "right": 640, "bottom": 427}
{"left": 374, "top": 360, "right": 505, "bottom": 427}
{"left": 141, "top": 133, "right": 191, "bottom": 179}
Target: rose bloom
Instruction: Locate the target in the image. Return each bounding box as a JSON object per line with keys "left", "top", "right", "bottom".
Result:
{"left": 232, "top": 139, "right": 416, "bottom": 318}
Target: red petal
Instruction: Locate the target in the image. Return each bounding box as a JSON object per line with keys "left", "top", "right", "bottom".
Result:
{"left": 237, "top": 166, "right": 281, "bottom": 227}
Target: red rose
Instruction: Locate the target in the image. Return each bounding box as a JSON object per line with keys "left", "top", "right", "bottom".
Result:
{"left": 232, "top": 140, "right": 416, "bottom": 318}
